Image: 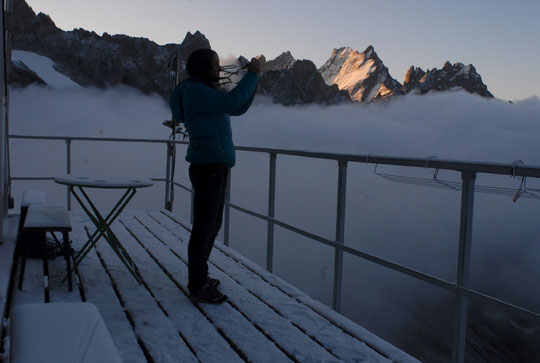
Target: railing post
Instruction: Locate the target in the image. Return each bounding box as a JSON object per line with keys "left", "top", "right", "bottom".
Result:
{"left": 223, "top": 169, "right": 231, "bottom": 247}
{"left": 164, "top": 141, "right": 173, "bottom": 211}
{"left": 452, "top": 171, "right": 476, "bottom": 363}
{"left": 267, "top": 153, "right": 277, "bottom": 272}
{"left": 66, "top": 140, "right": 71, "bottom": 210}
{"left": 333, "top": 160, "right": 347, "bottom": 312}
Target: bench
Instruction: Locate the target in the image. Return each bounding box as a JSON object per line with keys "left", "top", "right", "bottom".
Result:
{"left": 17, "top": 190, "right": 47, "bottom": 257}
{"left": 18, "top": 205, "right": 73, "bottom": 302}
{"left": 10, "top": 302, "right": 122, "bottom": 363}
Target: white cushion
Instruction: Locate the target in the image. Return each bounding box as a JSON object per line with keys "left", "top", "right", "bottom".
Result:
{"left": 11, "top": 302, "right": 122, "bottom": 363}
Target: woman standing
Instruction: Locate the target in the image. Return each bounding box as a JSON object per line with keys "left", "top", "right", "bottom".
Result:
{"left": 170, "top": 49, "right": 260, "bottom": 303}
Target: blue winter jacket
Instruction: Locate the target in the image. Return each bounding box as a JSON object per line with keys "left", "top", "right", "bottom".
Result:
{"left": 169, "top": 72, "right": 259, "bottom": 167}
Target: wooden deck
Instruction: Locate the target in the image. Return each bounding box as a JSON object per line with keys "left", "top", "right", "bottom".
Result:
{"left": 11, "top": 210, "right": 416, "bottom": 363}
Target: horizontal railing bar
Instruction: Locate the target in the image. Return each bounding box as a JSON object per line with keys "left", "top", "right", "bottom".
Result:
{"left": 228, "top": 201, "right": 456, "bottom": 289}
{"left": 9, "top": 134, "right": 186, "bottom": 145}
{"left": 11, "top": 176, "right": 56, "bottom": 181}
{"left": 172, "top": 181, "right": 191, "bottom": 193}
{"left": 13, "top": 176, "right": 166, "bottom": 182}
{"left": 9, "top": 134, "right": 540, "bottom": 178}
{"left": 228, "top": 201, "right": 338, "bottom": 248}
{"left": 226, "top": 200, "right": 540, "bottom": 322}
{"left": 235, "top": 147, "right": 540, "bottom": 178}
{"left": 339, "top": 243, "right": 456, "bottom": 291}
{"left": 459, "top": 286, "right": 540, "bottom": 323}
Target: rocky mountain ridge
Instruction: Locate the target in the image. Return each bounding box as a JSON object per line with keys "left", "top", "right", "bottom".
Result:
{"left": 403, "top": 62, "right": 493, "bottom": 97}
{"left": 11, "top": 0, "right": 494, "bottom": 104}
{"left": 11, "top": 0, "right": 210, "bottom": 98}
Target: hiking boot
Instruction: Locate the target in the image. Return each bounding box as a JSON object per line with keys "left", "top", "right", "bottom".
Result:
{"left": 208, "top": 277, "right": 220, "bottom": 287}
{"left": 190, "top": 283, "right": 227, "bottom": 304}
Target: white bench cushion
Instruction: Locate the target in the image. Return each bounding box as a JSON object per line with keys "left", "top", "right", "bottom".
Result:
{"left": 11, "top": 302, "right": 122, "bottom": 363}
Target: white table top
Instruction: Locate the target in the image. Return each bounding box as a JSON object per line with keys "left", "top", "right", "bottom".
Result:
{"left": 54, "top": 176, "right": 154, "bottom": 189}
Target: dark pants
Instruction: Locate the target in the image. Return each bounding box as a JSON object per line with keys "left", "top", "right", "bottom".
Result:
{"left": 188, "top": 163, "right": 229, "bottom": 293}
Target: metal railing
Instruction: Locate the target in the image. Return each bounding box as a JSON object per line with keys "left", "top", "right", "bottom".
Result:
{"left": 9, "top": 134, "right": 540, "bottom": 363}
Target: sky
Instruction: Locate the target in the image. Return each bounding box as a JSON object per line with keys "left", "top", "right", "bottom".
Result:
{"left": 24, "top": 0, "right": 540, "bottom": 102}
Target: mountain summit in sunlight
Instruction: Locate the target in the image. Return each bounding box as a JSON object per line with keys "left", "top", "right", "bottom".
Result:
{"left": 11, "top": 0, "right": 494, "bottom": 104}
{"left": 319, "top": 46, "right": 404, "bottom": 102}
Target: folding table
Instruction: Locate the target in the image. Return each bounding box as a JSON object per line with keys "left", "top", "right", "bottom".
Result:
{"left": 54, "top": 176, "right": 153, "bottom": 283}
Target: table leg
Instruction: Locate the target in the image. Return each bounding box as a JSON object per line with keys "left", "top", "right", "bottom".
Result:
{"left": 69, "top": 187, "right": 143, "bottom": 284}
{"left": 72, "top": 186, "right": 133, "bottom": 263}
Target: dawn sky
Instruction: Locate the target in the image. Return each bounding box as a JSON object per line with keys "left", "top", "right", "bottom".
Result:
{"left": 25, "top": 0, "right": 540, "bottom": 101}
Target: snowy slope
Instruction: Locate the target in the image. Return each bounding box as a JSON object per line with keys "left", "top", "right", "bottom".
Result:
{"left": 11, "top": 50, "right": 80, "bottom": 90}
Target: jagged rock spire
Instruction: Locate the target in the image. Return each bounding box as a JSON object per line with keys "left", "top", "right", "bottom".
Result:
{"left": 402, "top": 61, "right": 493, "bottom": 97}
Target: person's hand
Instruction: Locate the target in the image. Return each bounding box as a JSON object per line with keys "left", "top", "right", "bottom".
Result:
{"left": 247, "top": 58, "right": 261, "bottom": 75}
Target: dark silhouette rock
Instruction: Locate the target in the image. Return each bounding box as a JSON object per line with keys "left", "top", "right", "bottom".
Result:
{"left": 12, "top": 0, "right": 210, "bottom": 98}
{"left": 258, "top": 57, "right": 351, "bottom": 105}
{"left": 403, "top": 61, "right": 493, "bottom": 97}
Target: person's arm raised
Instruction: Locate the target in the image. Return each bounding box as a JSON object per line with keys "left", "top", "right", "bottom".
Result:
{"left": 183, "top": 58, "right": 261, "bottom": 115}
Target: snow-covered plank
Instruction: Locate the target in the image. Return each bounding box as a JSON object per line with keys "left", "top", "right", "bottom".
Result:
{"left": 120, "top": 212, "right": 291, "bottom": 363}
{"left": 69, "top": 214, "right": 147, "bottom": 363}
{"left": 83, "top": 219, "right": 198, "bottom": 363}
{"left": 136, "top": 210, "right": 338, "bottom": 362}
{"left": 182, "top": 230, "right": 390, "bottom": 361}
{"left": 111, "top": 215, "right": 244, "bottom": 363}
{"left": 47, "top": 251, "right": 82, "bottom": 303}
{"left": 160, "top": 209, "right": 419, "bottom": 363}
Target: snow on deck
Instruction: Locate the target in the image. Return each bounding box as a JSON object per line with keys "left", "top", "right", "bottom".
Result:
{"left": 11, "top": 210, "right": 418, "bottom": 363}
